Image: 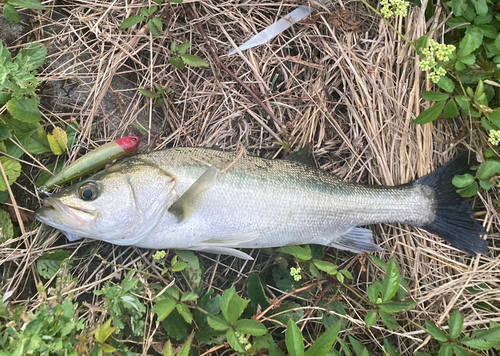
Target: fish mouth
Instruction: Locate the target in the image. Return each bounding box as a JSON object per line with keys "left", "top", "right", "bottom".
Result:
{"left": 35, "top": 198, "right": 96, "bottom": 228}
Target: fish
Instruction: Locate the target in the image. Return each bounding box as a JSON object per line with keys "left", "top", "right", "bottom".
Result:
{"left": 34, "top": 147, "right": 488, "bottom": 259}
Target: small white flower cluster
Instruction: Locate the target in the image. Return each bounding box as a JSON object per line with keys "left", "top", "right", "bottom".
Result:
{"left": 489, "top": 130, "right": 500, "bottom": 146}
{"left": 234, "top": 331, "right": 252, "bottom": 351}
{"left": 417, "top": 39, "right": 455, "bottom": 83}
{"left": 380, "top": 0, "right": 410, "bottom": 17}
{"left": 290, "top": 267, "right": 302, "bottom": 281}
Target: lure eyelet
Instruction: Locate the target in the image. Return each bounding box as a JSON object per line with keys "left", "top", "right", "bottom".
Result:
{"left": 78, "top": 181, "right": 100, "bottom": 201}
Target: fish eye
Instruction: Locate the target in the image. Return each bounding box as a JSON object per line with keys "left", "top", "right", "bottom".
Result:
{"left": 78, "top": 181, "right": 100, "bottom": 201}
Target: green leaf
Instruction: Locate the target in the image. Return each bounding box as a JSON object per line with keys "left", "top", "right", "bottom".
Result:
{"left": 378, "top": 300, "right": 416, "bottom": 313}
{"left": 180, "top": 54, "right": 209, "bottom": 67}
{"left": 459, "top": 53, "right": 476, "bottom": 65}
{"left": 221, "top": 287, "right": 249, "bottom": 324}
{"left": 119, "top": 15, "right": 145, "bottom": 29}
{"left": 162, "top": 309, "right": 188, "bottom": 340}
{"left": 452, "top": 173, "right": 475, "bottom": 188}
{"left": 175, "top": 303, "right": 193, "bottom": 324}
{"left": 270, "top": 337, "right": 286, "bottom": 356}
{"left": 138, "top": 88, "right": 161, "bottom": 98}
{"left": 163, "top": 340, "right": 173, "bottom": 356}
{"left": 313, "top": 260, "right": 338, "bottom": 275}
{"left": 365, "top": 310, "right": 377, "bottom": 328}
{"left": 175, "top": 250, "right": 202, "bottom": 290}
{"left": 477, "top": 24, "right": 497, "bottom": 39}
{"left": 439, "top": 343, "right": 453, "bottom": 356}
{"left": 437, "top": 76, "right": 455, "bottom": 93}
{"left": 247, "top": 273, "right": 270, "bottom": 309}
{"left": 425, "top": 320, "right": 448, "bottom": 342}
{"left": 152, "top": 296, "right": 177, "bottom": 322}
{"left": 207, "top": 314, "right": 230, "bottom": 330}
{"left": 348, "top": 336, "right": 370, "bottom": 356}
{"left": 458, "top": 34, "right": 476, "bottom": 57}
{"left": 8, "top": 0, "right": 46, "bottom": 10}
{"left": 172, "top": 261, "right": 188, "bottom": 272}
{"left": 379, "top": 311, "right": 399, "bottom": 331}
{"left": 286, "top": 318, "right": 305, "bottom": 356}
{"left": 381, "top": 259, "right": 399, "bottom": 302}
{"left": 442, "top": 100, "right": 459, "bottom": 119}
{"left": 415, "top": 35, "right": 428, "bottom": 56}
{"left": 95, "top": 319, "right": 116, "bottom": 343}
{"left": 177, "top": 333, "right": 194, "bottom": 356}
{"left": 465, "top": 26, "right": 483, "bottom": 50}
{"left": 477, "top": 160, "right": 500, "bottom": 180}
{"left": 422, "top": 91, "right": 450, "bottom": 102}
{"left": 181, "top": 292, "right": 198, "bottom": 302}
{"left": 451, "top": 345, "right": 470, "bottom": 356}
{"left": 3, "top": 4, "right": 20, "bottom": 23}
{"left": 412, "top": 101, "right": 447, "bottom": 124}
{"left": 0, "top": 209, "right": 14, "bottom": 242}
{"left": 457, "top": 181, "right": 478, "bottom": 197}
{"left": 226, "top": 329, "right": 245, "bottom": 352}
{"left": 448, "top": 310, "right": 464, "bottom": 340}
{"left": 305, "top": 321, "right": 341, "bottom": 356}
{"left": 279, "top": 245, "right": 312, "bottom": 261}
{"left": 170, "top": 56, "right": 185, "bottom": 69}
{"left": 177, "top": 42, "right": 191, "bottom": 54}
{"left": 19, "top": 42, "right": 46, "bottom": 70}
{"left": 21, "top": 128, "right": 51, "bottom": 154}
{"left": 234, "top": 319, "right": 267, "bottom": 336}
{"left": 462, "top": 327, "right": 500, "bottom": 349}
{"left": 451, "top": 0, "right": 467, "bottom": 16}
{"left": 481, "top": 117, "right": 497, "bottom": 130}
{"left": 47, "top": 127, "right": 68, "bottom": 155}
{"left": 471, "top": 0, "right": 488, "bottom": 16}
{"left": 446, "top": 17, "right": 469, "bottom": 28}
{"left": 171, "top": 41, "right": 178, "bottom": 52}
{"left": 36, "top": 250, "right": 71, "bottom": 279}
{"left": 0, "top": 156, "right": 21, "bottom": 191}
{"left": 6, "top": 96, "right": 41, "bottom": 123}
{"left": 455, "top": 96, "right": 470, "bottom": 111}
{"left": 148, "top": 18, "right": 162, "bottom": 36}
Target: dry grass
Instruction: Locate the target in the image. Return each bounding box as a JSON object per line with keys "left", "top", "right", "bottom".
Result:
{"left": 1, "top": 0, "right": 499, "bottom": 354}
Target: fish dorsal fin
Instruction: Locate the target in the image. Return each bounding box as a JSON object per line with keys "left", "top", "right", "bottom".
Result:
{"left": 168, "top": 165, "right": 218, "bottom": 222}
{"left": 329, "top": 228, "right": 383, "bottom": 253}
{"left": 285, "top": 143, "right": 317, "bottom": 168}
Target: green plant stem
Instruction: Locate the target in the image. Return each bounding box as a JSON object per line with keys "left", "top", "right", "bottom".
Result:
{"left": 358, "top": 0, "right": 415, "bottom": 50}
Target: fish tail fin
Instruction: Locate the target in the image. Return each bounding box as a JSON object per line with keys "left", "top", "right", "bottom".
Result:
{"left": 415, "top": 153, "right": 487, "bottom": 256}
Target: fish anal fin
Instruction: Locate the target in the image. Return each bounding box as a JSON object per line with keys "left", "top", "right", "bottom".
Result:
{"left": 168, "top": 165, "right": 218, "bottom": 222}
{"left": 286, "top": 143, "right": 317, "bottom": 168}
{"left": 329, "top": 228, "right": 383, "bottom": 253}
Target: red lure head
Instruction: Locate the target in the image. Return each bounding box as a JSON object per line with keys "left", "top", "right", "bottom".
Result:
{"left": 115, "top": 136, "right": 141, "bottom": 153}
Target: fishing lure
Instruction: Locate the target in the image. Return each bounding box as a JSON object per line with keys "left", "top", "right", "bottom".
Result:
{"left": 44, "top": 136, "right": 140, "bottom": 189}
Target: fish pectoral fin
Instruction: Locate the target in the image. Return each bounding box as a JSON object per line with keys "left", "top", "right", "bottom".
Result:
{"left": 285, "top": 143, "right": 317, "bottom": 168}
{"left": 329, "top": 228, "right": 383, "bottom": 253}
{"left": 62, "top": 230, "right": 84, "bottom": 242}
{"left": 188, "top": 245, "right": 254, "bottom": 260}
{"left": 168, "top": 165, "right": 219, "bottom": 222}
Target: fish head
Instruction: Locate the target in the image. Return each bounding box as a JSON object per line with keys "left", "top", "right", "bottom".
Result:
{"left": 35, "top": 162, "right": 178, "bottom": 245}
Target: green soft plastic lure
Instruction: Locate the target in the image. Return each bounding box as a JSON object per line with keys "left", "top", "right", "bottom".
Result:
{"left": 44, "top": 136, "right": 140, "bottom": 189}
